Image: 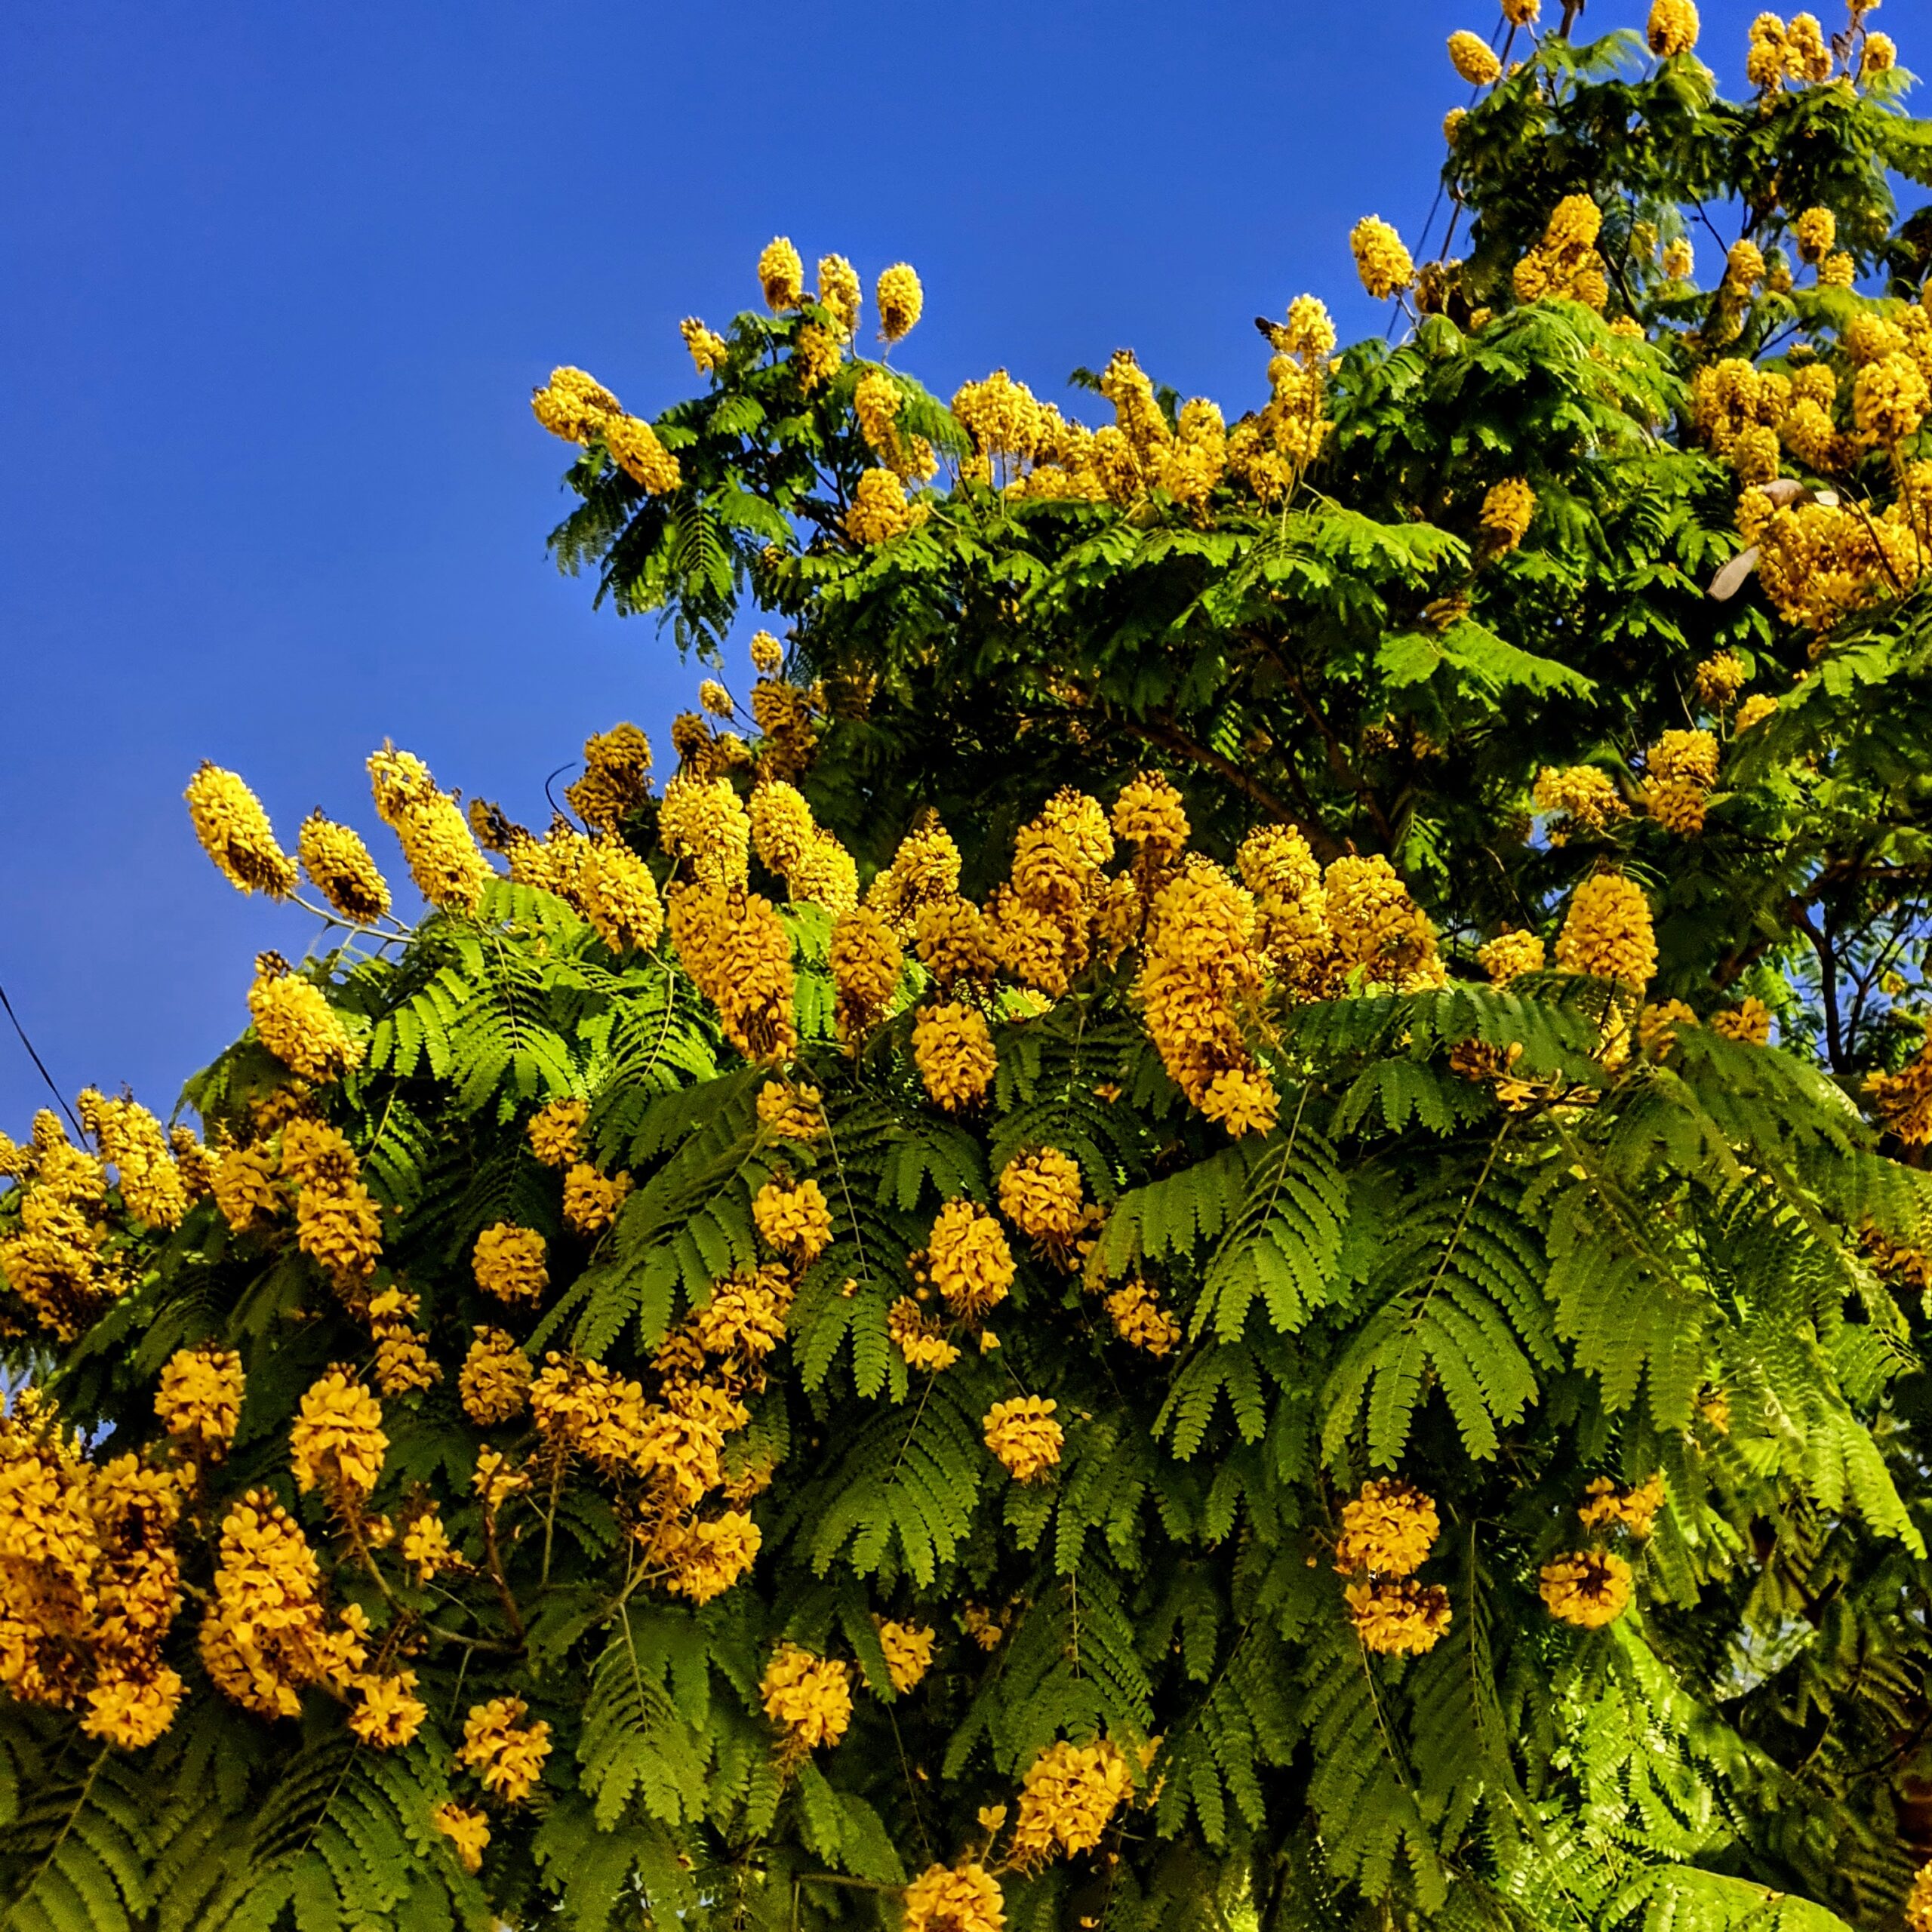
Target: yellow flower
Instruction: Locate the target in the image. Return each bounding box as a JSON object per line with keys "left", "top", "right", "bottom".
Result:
{"left": 1539, "top": 1549, "right": 1633, "bottom": 1627}
{"left": 184, "top": 763, "right": 297, "bottom": 897}
{"left": 531, "top": 366, "right": 618, "bottom": 443}
{"left": 1103, "top": 1278, "right": 1181, "bottom": 1358}
{"left": 912, "top": 1002, "right": 998, "bottom": 1112}
{"left": 733, "top": 1089, "right": 813, "bottom": 1163}
{"left": 752, "top": 1177, "right": 833, "bottom": 1262}
{"left": 1479, "top": 477, "right": 1536, "bottom": 551}
{"left": 1820, "top": 251, "right": 1855, "bottom": 288}
{"left": 1554, "top": 873, "right": 1656, "bottom": 989}
{"left": 876, "top": 1618, "right": 936, "bottom": 1694}
{"left": 829, "top": 907, "right": 904, "bottom": 1043}
{"left": 997, "top": 1148, "right": 1085, "bottom": 1241}
{"left": 565, "top": 721, "right": 653, "bottom": 833}
{"left": 903, "top": 1863, "right": 1005, "bottom": 1932}
{"left": 248, "top": 955, "right": 364, "bottom": 1084}
{"left": 663, "top": 1511, "right": 763, "bottom": 1604}
{"left": 792, "top": 321, "right": 842, "bottom": 395}
{"left": 1725, "top": 238, "right": 1765, "bottom": 292}
{"left": 1333, "top": 1479, "right": 1441, "bottom": 1577}
{"left": 1661, "top": 237, "right": 1695, "bottom": 281}
{"left": 527, "top": 1097, "right": 588, "bottom": 1168}
{"left": 680, "top": 318, "right": 728, "bottom": 377}
{"left": 924, "top": 1198, "right": 1015, "bottom": 1318}
{"left": 1478, "top": 930, "right": 1546, "bottom": 985}
{"left": 1646, "top": 0, "right": 1698, "bottom": 57}
{"left": 1869, "top": 1042, "right": 1932, "bottom": 1146}
{"left": 472, "top": 1223, "right": 548, "bottom": 1304}
{"left": 1645, "top": 728, "right": 1720, "bottom": 835}
{"left": 1345, "top": 1579, "right": 1452, "bottom": 1655}
{"left": 290, "top": 1367, "right": 386, "bottom": 1502}
{"left": 983, "top": 1395, "right": 1063, "bottom": 1481}
{"left": 460, "top": 1327, "right": 532, "bottom": 1425}
{"left": 367, "top": 746, "right": 489, "bottom": 914}
{"left": 154, "top": 1347, "right": 244, "bottom": 1458}
{"left": 875, "top": 263, "right": 924, "bottom": 342}
{"left": 666, "top": 883, "right": 798, "bottom": 1063}
{"left": 1577, "top": 1473, "right": 1666, "bottom": 1537}
{"left": 1792, "top": 205, "right": 1835, "bottom": 265}
{"left": 297, "top": 813, "right": 390, "bottom": 924}
{"left": 749, "top": 629, "right": 784, "bottom": 675}
{"left": 1008, "top": 1738, "right": 1133, "bottom": 1866}
{"left": 816, "top": 253, "right": 862, "bottom": 336}
{"left": 80, "top": 1669, "right": 184, "bottom": 1749}
{"left": 1447, "top": 30, "right": 1502, "bottom": 85}
{"left": 888, "top": 1296, "right": 960, "bottom": 1372}
{"left": 760, "top": 1644, "right": 853, "bottom": 1753}
{"left": 1853, "top": 352, "right": 1930, "bottom": 445}
{"left": 79, "top": 1089, "right": 187, "bottom": 1230}
{"left": 758, "top": 235, "right": 804, "bottom": 311}
{"left": 432, "top": 1801, "right": 491, "bottom": 1874}
{"left": 1502, "top": 0, "right": 1539, "bottom": 23}
{"left": 1862, "top": 32, "right": 1897, "bottom": 77}
{"left": 1736, "top": 692, "right": 1779, "bottom": 734}
{"left": 605, "top": 414, "right": 682, "bottom": 494}
{"left": 562, "top": 1161, "right": 631, "bottom": 1235}
{"left": 580, "top": 837, "right": 664, "bottom": 955}
{"left": 1709, "top": 996, "right": 1772, "bottom": 1045}
{"left": 460, "top": 1696, "right": 553, "bottom": 1801}
{"left": 846, "top": 466, "right": 921, "bottom": 544}
{"left": 349, "top": 1669, "right": 426, "bottom": 1749}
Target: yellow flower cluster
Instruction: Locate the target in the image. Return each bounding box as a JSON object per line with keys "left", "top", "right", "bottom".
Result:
{"left": 691, "top": 1265, "right": 793, "bottom": 1364}
{"left": 761, "top": 1644, "right": 853, "bottom": 1754}
{"left": 758, "top": 236, "right": 804, "bottom": 310}
{"left": 0, "top": 1398, "right": 188, "bottom": 1747}
{"left": 1539, "top": 1549, "right": 1633, "bottom": 1627}
{"left": 1333, "top": 1479, "right": 1441, "bottom": 1577}
{"left": 565, "top": 721, "right": 653, "bottom": 833}
{"left": 817, "top": 253, "right": 861, "bottom": 336}
{"left": 473, "top": 1222, "right": 548, "bottom": 1303}
{"left": 1008, "top": 1737, "right": 1133, "bottom": 1865}
{"left": 185, "top": 762, "right": 297, "bottom": 897}
{"left": 1555, "top": 873, "right": 1657, "bottom": 990}
{"left": 78, "top": 1088, "right": 187, "bottom": 1230}
{"left": 367, "top": 743, "right": 489, "bottom": 913}
{"left": 297, "top": 812, "right": 390, "bottom": 924}
{"left": 1868, "top": 1041, "right": 1932, "bottom": 1144}
{"left": 888, "top": 1296, "right": 961, "bottom": 1372}
{"left": 211, "top": 1141, "right": 280, "bottom": 1235}
{"left": 1691, "top": 651, "right": 1748, "bottom": 710}
{"left": 912, "top": 1001, "right": 999, "bottom": 1112}
{"left": 1325, "top": 855, "right": 1445, "bottom": 990}
{"left": 1746, "top": 11, "right": 1832, "bottom": 92}
{"left": 1792, "top": 205, "right": 1835, "bottom": 266}
{"left": 752, "top": 1177, "right": 832, "bottom": 1262}
{"left": 460, "top": 1327, "right": 533, "bottom": 1424}
{"left": 666, "top": 882, "right": 798, "bottom": 1063}
{"left": 829, "top": 906, "right": 904, "bottom": 1043}
{"left": 433, "top": 1801, "right": 491, "bottom": 1874}
{"left": 791, "top": 321, "right": 841, "bottom": 395}
{"left": 460, "top": 1696, "right": 554, "bottom": 1801}
{"left": 1447, "top": 30, "right": 1501, "bottom": 86}
{"left": 1709, "top": 995, "right": 1772, "bottom": 1045}
{"left": 877, "top": 1617, "right": 935, "bottom": 1694}
{"left": 604, "top": 411, "right": 682, "bottom": 491}
{"left": 1532, "top": 764, "right": 1627, "bottom": 842}
{"left": 528, "top": 1097, "right": 588, "bottom": 1168}
{"left": 923, "top": 1198, "right": 1015, "bottom": 1319}
{"left": 681, "top": 318, "right": 728, "bottom": 377}
{"left": 563, "top": 1160, "right": 631, "bottom": 1235}
{"left": 853, "top": 369, "right": 937, "bottom": 482}
{"left": 749, "top": 782, "right": 857, "bottom": 915}
{"left": 1344, "top": 1578, "right": 1452, "bottom": 1655}
{"left": 875, "top": 263, "right": 923, "bottom": 342}
{"left": 290, "top": 1367, "right": 387, "bottom": 1503}
{"left": 903, "top": 1863, "right": 1005, "bottom": 1932}
{"left": 1662, "top": 236, "right": 1695, "bottom": 281}
{"left": 660, "top": 777, "right": 751, "bottom": 890}
{"left": 1479, "top": 477, "right": 1536, "bottom": 552}
{"left": 578, "top": 836, "right": 664, "bottom": 955}
{"left": 996, "top": 1148, "right": 1085, "bottom": 1242}
{"left": 655, "top": 1509, "right": 761, "bottom": 1604}
{"left": 1478, "top": 930, "right": 1546, "bottom": 985}
{"left": 200, "top": 1488, "right": 370, "bottom": 1721}
{"left": 983, "top": 1396, "right": 1063, "bottom": 1481}
{"left": 1750, "top": 494, "right": 1925, "bottom": 632}
{"left": 846, "top": 466, "right": 927, "bottom": 544}
{"left": 0, "top": 1113, "right": 122, "bottom": 1338}
{"left": 1577, "top": 1472, "right": 1665, "bottom": 1537}
{"left": 1512, "top": 195, "right": 1608, "bottom": 310}
{"left": 248, "top": 953, "right": 364, "bottom": 1084}
{"left": 757, "top": 1078, "right": 823, "bottom": 1143}
{"left": 1139, "top": 861, "right": 1277, "bottom": 1137}
{"left": 531, "top": 365, "right": 618, "bottom": 443}
{"left": 1350, "top": 217, "right": 1415, "bottom": 301}
{"left": 1646, "top": 0, "right": 1699, "bottom": 57}
{"left": 155, "top": 1346, "right": 245, "bottom": 1458}
{"left": 1645, "top": 728, "right": 1720, "bottom": 835}
{"left": 1103, "top": 1278, "right": 1181, "bottom": 1358}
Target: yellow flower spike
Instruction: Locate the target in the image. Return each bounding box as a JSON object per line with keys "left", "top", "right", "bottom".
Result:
{"left": 875, "top": 262, "right": 923, "bottom": 343}
{"left": 185, "top": 762, "right": 297, "bottom": 899}
{"left": 757, "top": 236, "right": 804, "bottom": 311}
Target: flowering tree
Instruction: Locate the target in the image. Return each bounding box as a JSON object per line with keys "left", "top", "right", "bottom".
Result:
{"left": 6, "top": 6, "right": 1932, "bottom": 1931}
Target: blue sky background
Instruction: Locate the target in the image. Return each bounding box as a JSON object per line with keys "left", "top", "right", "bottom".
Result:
{"left": 0, "top": 0, "right": 1872, "bottom": 1122}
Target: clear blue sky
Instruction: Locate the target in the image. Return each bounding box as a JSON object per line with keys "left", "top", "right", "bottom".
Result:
{"left": 0, "top": 0, "right": 1824, "bottom": 1123}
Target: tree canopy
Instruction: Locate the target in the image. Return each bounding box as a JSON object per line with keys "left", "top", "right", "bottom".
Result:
{"left": 5, "top": 8, "right": 1932, "bottom": 1932}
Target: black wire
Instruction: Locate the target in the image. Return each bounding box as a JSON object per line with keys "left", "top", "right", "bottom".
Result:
{"left": 0, "top": 978, "right": 82, "bottom": 1138}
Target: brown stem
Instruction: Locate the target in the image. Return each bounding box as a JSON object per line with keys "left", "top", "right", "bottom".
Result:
{"left": 480, "top": 1509, "right": 528, "bottom": 1643}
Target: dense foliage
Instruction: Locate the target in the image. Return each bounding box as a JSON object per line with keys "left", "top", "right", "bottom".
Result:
{"left": 5, "top": 7, "right": 1932, "bottom": 1931}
